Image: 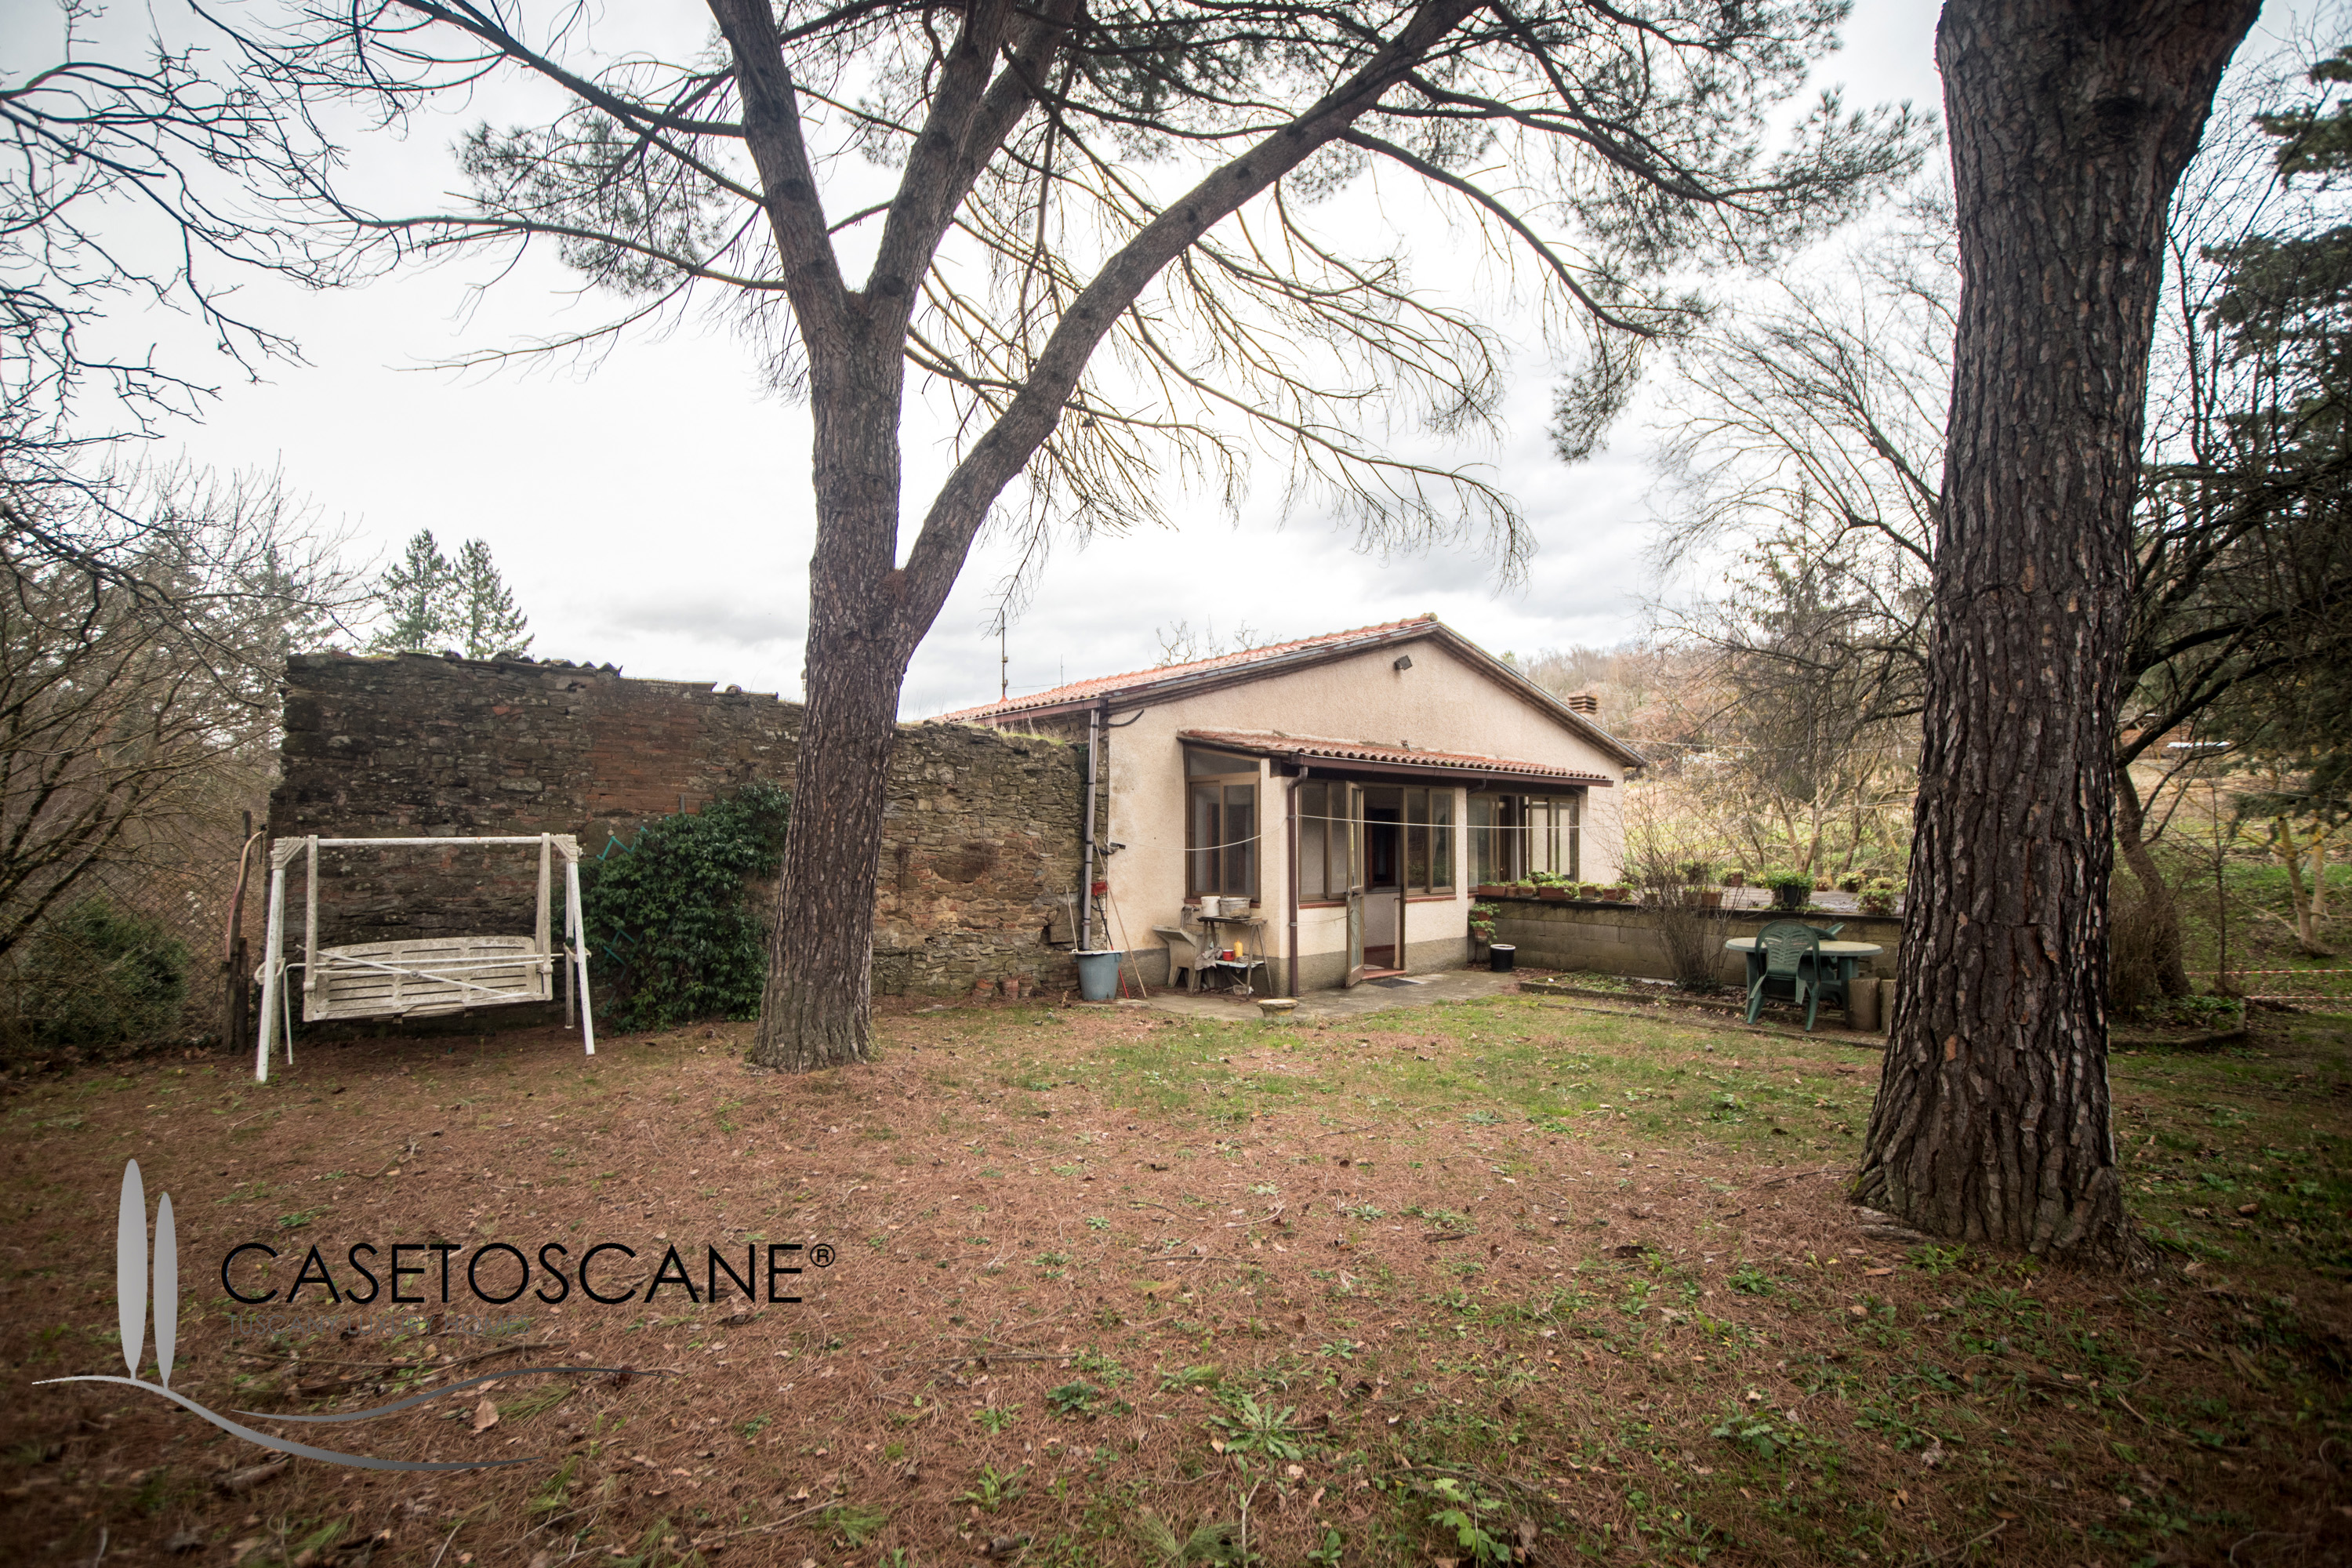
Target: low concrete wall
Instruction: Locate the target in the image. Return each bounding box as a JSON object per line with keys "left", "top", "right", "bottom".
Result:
{"left": 1487, "top": 897, "right": 1904, "bottom": 985}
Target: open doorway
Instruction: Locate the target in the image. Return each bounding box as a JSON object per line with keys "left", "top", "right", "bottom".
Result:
{"left": 1361, "top": 786, "right": 1405, "bottom": 975}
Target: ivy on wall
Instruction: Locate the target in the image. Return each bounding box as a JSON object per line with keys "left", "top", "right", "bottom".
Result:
{"left": 579, "top": 782, "right": 790, "bottom": 1029}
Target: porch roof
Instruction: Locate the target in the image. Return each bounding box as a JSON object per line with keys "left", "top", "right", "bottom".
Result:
{"left": 1178, "top": 728, "right": 1617, "bottom": 789}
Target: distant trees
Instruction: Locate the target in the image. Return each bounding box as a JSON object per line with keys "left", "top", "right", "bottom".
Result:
{"left": 0, "top": 464, "right": 359, "bottom": 964}
{"left": 1154, "top": 619, "right": 1269, "bottom": 668}
{"left": 367, "top": 530, "right": 532, "bottom": 658}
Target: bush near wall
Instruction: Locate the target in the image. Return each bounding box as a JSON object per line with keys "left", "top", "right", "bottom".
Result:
{"left": 579, "top": 782, "right": 790, "bottom": 1029}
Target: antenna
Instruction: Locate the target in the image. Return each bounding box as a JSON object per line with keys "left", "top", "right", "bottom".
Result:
{"left": 1000, "top": 619, "right": 1008, "bottom": 702}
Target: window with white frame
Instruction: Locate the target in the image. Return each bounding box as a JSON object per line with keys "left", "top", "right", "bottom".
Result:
{"left": 1185, "top": 748, "right": 1259, "bottom": 900}
{"left": 1469, "top": 790, "right": 1582, "bottom": 882}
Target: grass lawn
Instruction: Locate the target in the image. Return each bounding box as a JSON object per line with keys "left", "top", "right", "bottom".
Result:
{"left": 3, "top": 992, "right": 2349, "bottom": 1567}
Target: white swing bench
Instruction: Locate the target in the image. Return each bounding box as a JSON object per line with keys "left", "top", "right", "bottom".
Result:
{"left": 254, "top": 834, "right": 596, "bottom": 1083}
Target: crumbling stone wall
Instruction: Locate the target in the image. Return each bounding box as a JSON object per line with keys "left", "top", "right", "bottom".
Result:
{"left": 270, "top": 652, "right": 1086, "bottom": 998}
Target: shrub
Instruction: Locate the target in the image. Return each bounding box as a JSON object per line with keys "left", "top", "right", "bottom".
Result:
{"left": 1624, "top": 832, "right": 1733, "bottom": 990}
{"left": 7, "top": 897, "right": 190, "bottom": 1051}
{"left": 579, "top": 782, "right": 791, "bottom": 1029}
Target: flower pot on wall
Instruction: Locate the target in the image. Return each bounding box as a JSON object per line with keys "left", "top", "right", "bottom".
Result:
{"left": 1697, "top": 889, "right": 1722, "bottom": 908}
{"left": 1538, "top": 886, "right": 1570, "bottom": 902}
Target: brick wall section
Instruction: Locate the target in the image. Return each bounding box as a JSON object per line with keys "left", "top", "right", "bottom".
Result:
{"left": 1487, "top": 897, "right": 1904, "bottom": 985}
{"left": 269, "top": 652, "right": 1087, "bottom": 999}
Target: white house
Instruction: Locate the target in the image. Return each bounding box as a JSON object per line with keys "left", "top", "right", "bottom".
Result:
{"left": 936, "top": 616, "right": 1644, "bottom": 993}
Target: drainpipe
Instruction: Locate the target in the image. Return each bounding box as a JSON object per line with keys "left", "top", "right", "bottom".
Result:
{"left": 1287, "top": 767, "right": 1305, "bottom": 997}
{"left": 1079, "top": 706, "right": 1101, "bottom": 952}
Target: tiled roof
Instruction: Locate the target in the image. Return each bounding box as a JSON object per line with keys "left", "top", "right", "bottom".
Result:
{"left": 936, "top": 615, "right": 1436, "bottom": 720}
{"left": 1179, "top": 728, "right": 1616, "bottom": 786}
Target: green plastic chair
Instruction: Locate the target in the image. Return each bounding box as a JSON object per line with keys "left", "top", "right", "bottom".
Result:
{"left": 1748, "top": 920, "right": 1831, "bottom": 1030}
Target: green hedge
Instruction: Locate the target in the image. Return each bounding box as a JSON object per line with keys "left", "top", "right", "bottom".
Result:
{"left": 579, "top": 782, "right": 790, "bottom": 1029}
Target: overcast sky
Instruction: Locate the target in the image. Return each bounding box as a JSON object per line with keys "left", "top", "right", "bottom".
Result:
{"left": 22, "top": 2, "right": 2314, "bottom": 717}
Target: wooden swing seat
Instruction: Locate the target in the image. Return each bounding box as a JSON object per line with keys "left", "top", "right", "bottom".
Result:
{"left": 301, "top": 935, "right": 553, "bottom": 1022}
{"left": 255, "top": 833, "right": 594, "bottom": 1081}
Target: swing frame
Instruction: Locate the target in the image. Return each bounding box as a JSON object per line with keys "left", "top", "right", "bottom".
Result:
{"left": 253, "top": 833, "right": 595, "bottom": 1082}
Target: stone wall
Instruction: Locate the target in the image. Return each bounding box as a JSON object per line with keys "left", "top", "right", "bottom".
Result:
{"left": 269, "top": 652, "right": 1089, "bottom": 1000}
{"left": 1487, "top": 897, "right": 1904, "bottom": 985}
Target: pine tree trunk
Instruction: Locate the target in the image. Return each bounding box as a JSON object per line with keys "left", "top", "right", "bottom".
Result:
{"left": 750, "top": 345, "right": 916, "bottom": 1073}
{"left": 1857, "top": 0, "right": 2256, "bottom": 1265}
{"left": 2114, "top": 764, "right": 2190, "bottom": 996}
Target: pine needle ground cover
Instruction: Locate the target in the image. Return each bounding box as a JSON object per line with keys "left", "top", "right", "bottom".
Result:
{"left": 2, "top": 996, "right": 2347, "bottom": 1566}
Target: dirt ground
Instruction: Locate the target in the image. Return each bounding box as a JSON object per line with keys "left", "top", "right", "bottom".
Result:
{"left": 3, "top": 988, "right": 2349, "bottom": 1567}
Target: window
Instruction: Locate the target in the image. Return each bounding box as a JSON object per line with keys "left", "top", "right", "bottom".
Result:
{"left": 1294, "top": 782, "right": 1454, "bottom": 900}
{"left": 1185, "top": 746, "right": 1258, "bottom": 775}
{"left": 1297, "top": 779, "right": 1347, "bottom": 901}
{"left": 1185, "top": 750, "right": 1259, "bottom": 900}
{"left": 1403, "top": 786, "right": 1454, "bottom": 895}
{"left": 1469, "top": 790, "right": 1582, "bottom": 881}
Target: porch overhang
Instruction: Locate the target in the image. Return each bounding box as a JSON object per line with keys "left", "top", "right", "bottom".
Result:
{"left": 1178, "top": 729, "right": 1617, "bottom": 790}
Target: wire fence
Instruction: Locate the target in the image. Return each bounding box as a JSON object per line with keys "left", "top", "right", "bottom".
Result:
{"left": 2193, "top": 968, "right": 2352, "bottom": 1005}
{"left": 0, "top": 811, "right": 263, "bottom": 1068}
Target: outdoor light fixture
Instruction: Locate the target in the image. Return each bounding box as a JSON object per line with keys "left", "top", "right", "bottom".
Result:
{"left": 1392, "top": 654, "right": 1414, "bottom": 670}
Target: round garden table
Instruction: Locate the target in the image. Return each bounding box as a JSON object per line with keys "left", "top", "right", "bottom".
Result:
{"left": 1723, "top": 936, "right": 1885, "bottom": 1026}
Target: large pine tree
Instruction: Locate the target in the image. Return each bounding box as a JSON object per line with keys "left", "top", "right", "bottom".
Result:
{"left": 1857, "top": 0, "right": 2260, "bottom": 1266}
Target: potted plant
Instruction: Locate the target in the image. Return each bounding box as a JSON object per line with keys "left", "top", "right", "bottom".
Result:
{"left": 1722, "top": 869, "right": 1746, "bottom": 888}
{"left": 1473, "top": 881, "right": 1506, "bottom": 898}
{"left": 1696, "top": 886, "right": 1724, "bottom": 909}
{"left": 1760, "top": 869, "right": 1813, "bottom": 911}
{"left": 1468, "top": 901, "right": 1499, "bottom": 946}
{"left": 1859, "top": 877, "right": 1900, "bottom": 916}
{"left": 1600, "top": 883, "right": 1627, "bottom": 902}
{"left": 1537, "top": 874, "right": 1570, "bottom": 902}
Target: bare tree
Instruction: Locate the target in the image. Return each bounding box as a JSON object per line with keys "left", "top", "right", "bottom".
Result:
{"left": 2, "top": 2, "right": 320, "bottom": 546}
{"left": 1655, "top": 22, "right": 2352, "bottom": 997}
{"left": 237, "top": 0, "right": 1926, "bottom": 1068}
{"left": 1154, "top": 618, "right": 1268, "bottom": 668}
{"left": 0, "top": 463, "right": 361, "bottom": 962}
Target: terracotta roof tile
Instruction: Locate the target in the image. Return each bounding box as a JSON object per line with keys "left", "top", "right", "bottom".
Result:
{"left": 936, "top": 615, "right": 1436, "bottom": 720}
{"left": 1179, "top": 728, "right": 1615, "bottom": 786}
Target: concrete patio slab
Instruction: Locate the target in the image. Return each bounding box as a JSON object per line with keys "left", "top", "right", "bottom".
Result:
{"left": 1113, "top": 966, "right": 1525, "bottom": 1022}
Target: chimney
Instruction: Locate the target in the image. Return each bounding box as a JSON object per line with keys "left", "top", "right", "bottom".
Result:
{"left": 1566, "top": 691, "right": 1599, "bottom": 715}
